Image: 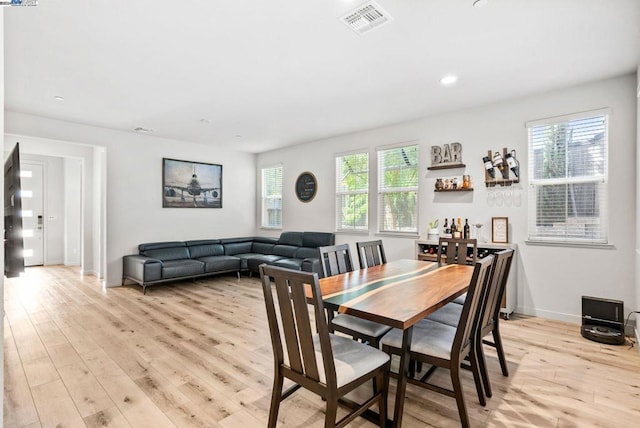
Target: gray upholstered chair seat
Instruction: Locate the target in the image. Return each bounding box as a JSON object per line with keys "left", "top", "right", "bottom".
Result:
{"left": 452, "top": 293, "right": 467, "bottom": 305}
{"left": 197, "top": 255, "right": 241, "bottom": 273}
{"left": 283, "top": 333, "right": 390, "bottom": 387}
{"left": 426, "top": 302, "right": 462, "bottom": 327}
{"left": 331, "top": 314, "right": 392, "bottom": 338}
{"left": 380, "top": 319, "right": 457, "bottom": 361}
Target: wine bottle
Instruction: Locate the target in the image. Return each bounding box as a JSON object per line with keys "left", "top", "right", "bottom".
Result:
{"left": 443, "top": 218, "right": 449, "bottom": 237}
{"left": 450, "top": 218, "right": 456, "bottom": 237}
{"left": 463, "top": 219, "right": 470, "bottom": 240}
{"left": 505, "top": 151, "right": 519, "bottom": 178}
{"left": 483, "top": 156, "right": 495, "bottom": 179}
{"left": 493, "top": 151, "right": 507, "bottom": 179}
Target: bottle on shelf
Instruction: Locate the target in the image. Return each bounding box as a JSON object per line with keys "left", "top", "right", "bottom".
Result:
{"left": 505, "top": 150, "right": 519, "bottom": 178}
{"left": 463, "top": 218, "right": 470, "bottom": 239}
{"left": 493, "top": 151, "right": 507, "bottom": 179}
{"left": 443, "top": 218, "right": 450, "bottom": 237}
{"left": 450, "top": 218, "right": 457, "bottom": 238}
{"left": 483, "top": 156, "right": 495, "bottom": 179}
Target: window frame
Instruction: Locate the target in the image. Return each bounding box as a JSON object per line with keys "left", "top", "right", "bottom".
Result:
{"left": 526, "top": 108, "right": 609, "bottom": 245}
{"left": 260, "top": 164, "right": 283, "bottom": 229}
{"left": 376, "top": 142, "right": 420, "bottom": 237}
{"left": 334, "top": 149, "right": 370, "bottom": 233}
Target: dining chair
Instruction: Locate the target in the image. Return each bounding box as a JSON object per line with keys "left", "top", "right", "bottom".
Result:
{"left": 318, "top": 244, "right": 392, "bottom": 348}
{"left": 259, "top": 264, "right": 390, "bottom": 428}
{"left": 426, "top": 249, "right": 515, "bottom": 398}
{"left": 355, "top": 239, "right": 387, "bottom": 269}
{"left": 380, "top": 256, "right": 494, "bottom": 428}
{"left": 437, "top": 237, "right": 478, "bottom": 266}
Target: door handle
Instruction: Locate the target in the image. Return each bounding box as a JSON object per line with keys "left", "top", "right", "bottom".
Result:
{"left": 37, "top": 215, "right": 43, "bottom": 230}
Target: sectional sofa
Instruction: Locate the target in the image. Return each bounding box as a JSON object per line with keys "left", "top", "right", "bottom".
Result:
{"left": 122, "top": 231, "right": 335, "bottom": 294}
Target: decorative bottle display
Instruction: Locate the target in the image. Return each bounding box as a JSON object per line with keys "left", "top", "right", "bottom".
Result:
{"left": 505, "top": 150, "right": 519, "bottom": 178}
{"left": 450, "top": 218, "right": 457, "bottom": 238}
{"left": 483, "top": 156, "right": 495, "bottom": 179}
{"left": 463, "top": 219, "right": 470, "bottom": 239}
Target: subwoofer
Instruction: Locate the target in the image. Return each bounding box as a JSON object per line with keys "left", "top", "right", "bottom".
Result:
{"left": 581, "top": 296, "right": 625, "bottom": 345}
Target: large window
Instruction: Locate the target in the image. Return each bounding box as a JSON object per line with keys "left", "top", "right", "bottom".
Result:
{"left": 261, "top": 165, "right": 282, "bottom": 228}
{"left": 527, "top": 109, "right": 608, "bottom": 244}
{"left": 377, "top": 144, "right": 419, "bottom": 234}
{"left": 335, "top": 151, "right": 369, "bottom": 232}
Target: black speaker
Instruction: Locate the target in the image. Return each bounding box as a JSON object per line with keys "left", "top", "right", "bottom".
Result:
{"left": 581, "top": 296, "right": 625, "bottom": 345}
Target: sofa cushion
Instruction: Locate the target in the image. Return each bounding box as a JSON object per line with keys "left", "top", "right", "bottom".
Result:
{"left": 278, "top": 231, "right": 304, "bottom": 247}
{"left": 303, "top": 232, "right": 335, "bottom": 248}
{"left": 139, "top": 241, "right": 185, "bottom": 252}
{"left": 272, "top": 258, "right": 304, "bottom": 271}
{"left": 142, "top": 246, "right": 190, "bottom": 261}
{"left": 251, "top": 242, "right": 275, "bottom": 254}
{"left": 295, "top": 247, "right": 319, "bottom": 259}
{"left": 272, "top": 245, "right": 298, "bottom": 258}
{"left": 185, "top": 239, "right": 221, "bottom": 246}
{"left": 224, "top": 241, "right": 253, "bottom": 255}
{"left": 247, "top": 255, "right": 285, "bottom": 272}
{"left": 198, "top": 255, "right": 241, "bottom": 273}
{"left": 188, "top": 243, "right": 224, "bottom": 259}
{"left": 231, "top": 253, "right": 261, "bottom": 270}
{"left": 161, "top": 259, "right": 205, "bottom": 279}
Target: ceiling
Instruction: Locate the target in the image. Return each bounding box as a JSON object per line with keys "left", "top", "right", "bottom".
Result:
{"left": 4, "top": 0, "right": 640, "bottom": 153}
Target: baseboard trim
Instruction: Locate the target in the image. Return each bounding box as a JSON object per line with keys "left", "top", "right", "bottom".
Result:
{"left": 515, "top": 306, "right": 582, "bottom": 324}
{"left": 636, "top": 328, "right": 640, "bottom": 353}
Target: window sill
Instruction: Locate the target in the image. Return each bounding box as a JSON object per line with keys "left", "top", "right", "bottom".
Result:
{"left": 375, "top": 232, "right": 420, "bottom": 239}
{"left": 335, "top": 230, "right": 370, "bottom": 235}
{"left": 524, "top": 240, "right": 614, "bottom": 249}
{"left": 260, "top": 226, "right": 282, "bottom": 231}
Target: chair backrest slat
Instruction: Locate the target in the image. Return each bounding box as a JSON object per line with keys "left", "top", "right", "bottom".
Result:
{"left": 437, "top": 237, "right": 478, "bottom": 265}
{"left": 318, "top": 244, "right": 354, "bottom": 277}
{"left": 453, "top": 256, "right": 493, "bottom": 356}
{"left": 356, "top": 240, "right": 387, "bottom": 269}
{"left": 481, "top": 249, "right": 515, "bottom": 332}
{"left": 260, "top": 265, "right": 337, "bottom": 386}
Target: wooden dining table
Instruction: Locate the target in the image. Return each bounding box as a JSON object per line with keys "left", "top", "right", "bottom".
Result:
{"left": 317, "top": 259, "right": 475, "bottom": 428}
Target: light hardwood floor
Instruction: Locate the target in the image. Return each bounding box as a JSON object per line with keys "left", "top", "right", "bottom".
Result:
{"left": 4, "top": 266, "right": 640, "bottom": 427}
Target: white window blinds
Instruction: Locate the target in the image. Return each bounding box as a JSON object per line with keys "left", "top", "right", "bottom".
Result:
{"left": 527, "top": 110, "right": 609, "bottom": 244}
{"left": 335, "top": 151, "right": 369, "bottom": 232}
{"left": 261, "top": 165, "right": 282, "bottom": 228}
{"left": 377, "top": 144, "right": 419, "bottom": 234}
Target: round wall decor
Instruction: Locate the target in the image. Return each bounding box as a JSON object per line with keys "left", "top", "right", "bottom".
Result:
{"left": 295, "top": 171, "right": 317, "bottom": 203}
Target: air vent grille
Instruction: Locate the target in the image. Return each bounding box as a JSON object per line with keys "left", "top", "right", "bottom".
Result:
{"left": 341, "top": 1, "right": 393, "bottom": 35}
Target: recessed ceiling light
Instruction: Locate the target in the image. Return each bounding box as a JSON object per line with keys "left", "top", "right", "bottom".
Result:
{"left": 440, "top": 75, "right": 458, "bottom": 85}
{"left": 473, "top": 0, "right": 488, "bottom": 7}
{"left": 199, "top": 118, "right": 211, "bottom": 124}
{"left": 53, "top": 96, "right": 64, "bottom": 101}
{"left": 235, "top": 135, "right": 242, "bottom": 139}
{"left": 133, "top": 127, "right": 153, "bottom": 133}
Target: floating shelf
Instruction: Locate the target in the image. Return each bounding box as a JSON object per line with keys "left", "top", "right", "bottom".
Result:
{"left": 434, "top": 188, "right": 474, "bottom": 192}
{"left": 485, "top": 179, "right": 518, "bottom": 187}
{"left": 427, "top": 163, "right": 466, "bottom": 171}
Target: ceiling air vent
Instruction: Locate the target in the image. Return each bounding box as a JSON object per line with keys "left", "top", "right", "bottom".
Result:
{"left": 341, "top": 1, "right": 393, "bottom": 35}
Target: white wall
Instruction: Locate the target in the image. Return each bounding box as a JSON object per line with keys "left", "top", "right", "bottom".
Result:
{"left": 4, "top": 114, "right": 257, "bottom": 286}
{"left": 64, "top": 158, "right": 82, "bottom": 265}
{"left": 257, "top": 74, "right": 638, "bottom": 323}
{"left": 1, "top": 8, "right": 5, "bottom": 426}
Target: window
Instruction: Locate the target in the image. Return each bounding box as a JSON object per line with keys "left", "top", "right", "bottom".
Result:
{"left": 261, "top": 165, "right": 282, "bottom": 228}
{"left": 377, "top": 144, "right": 419, "bottom": 234}
{"left": 335, "top": 151, "right": 369, "bottom": 232}
{"left": 527, "top": 109, "right": 608, "bottom": 244}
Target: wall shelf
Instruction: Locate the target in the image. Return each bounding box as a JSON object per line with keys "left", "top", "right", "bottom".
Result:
{"left": 434, "top": 188, "right": 474, "bottom": 192}
{"left": 428, "top": 163, "right": 466, "bottom": 171}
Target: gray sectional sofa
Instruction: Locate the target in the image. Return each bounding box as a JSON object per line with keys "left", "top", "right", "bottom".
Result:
{"left": 122, "top": 231, "right": 335, "bottom": 294}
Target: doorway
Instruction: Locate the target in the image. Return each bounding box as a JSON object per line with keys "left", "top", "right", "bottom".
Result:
{"left": 21, "top": 162, "right": 44, "bottom": 266}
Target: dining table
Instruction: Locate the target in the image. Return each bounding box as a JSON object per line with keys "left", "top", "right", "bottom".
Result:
{"left": 317, "top": 258, "right": 475, "bottom": 428}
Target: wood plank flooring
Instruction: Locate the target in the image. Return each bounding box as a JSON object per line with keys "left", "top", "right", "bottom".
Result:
{"left": 4, "top": 266, "right": 640, "bottom": 427}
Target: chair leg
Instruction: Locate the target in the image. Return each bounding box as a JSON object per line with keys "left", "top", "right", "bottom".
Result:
{"left": 450, "top": 364, "right": 471, "bottom": 428}
{"left": 493, "top": 326, "right": 509, "bottom": 376}
{"left": 476, "top": 334, "right": 492, "bottom": 398}
{"left": 378, "top": 369, "right": 389, "bottom": 427}
{"left": 267, "top": 372, "right": 284, "bottom": 428}
{"left": 325, "top": 396, "right": 338, "bottom": 428}
{"left": 469, "top": 347, "right": 487, "bottom": 406}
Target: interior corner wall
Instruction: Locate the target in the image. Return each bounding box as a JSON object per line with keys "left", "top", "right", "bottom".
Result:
{"left": 64, "top": 158, "right": 82, "bottom": 266}
{"left": 1, "top": 8, "right": 5, "bottom": 427}
{"left": 256, "top": 73, "right": 637, "bottom": 324}
{"left": 636, "top": 66, "right": 640, "bottom": 320}
{"left": 4, "top": 113, "right": 257, "bottom": 286}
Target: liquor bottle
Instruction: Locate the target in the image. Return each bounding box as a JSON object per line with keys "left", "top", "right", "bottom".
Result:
{"left": 483, "top": 156, "right": 495, "bottom": 179}
{"left": 450, "top": 218, "right": 457, "bottom": 237}
{"left": 463, "top": 219, "right": 470, "bottom": 239}
{"left": 443, "top": 218, "right": 449, "bottom": 236}
{"left": 457, "top": 218, "right": 462, "bottom": 233}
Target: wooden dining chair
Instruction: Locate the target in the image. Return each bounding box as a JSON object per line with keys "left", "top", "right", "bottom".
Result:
{"left": 425, "top": 249, "right": 515, "bottom": 398}
{"left": 259, "top": 264, "right": 390, "bottom": 428}
{"left": 380, "top": 256, "right": 494, "bottom": 428}
{"left": 318, "top": 244, "right": 392, "bottom": 348}
{"left": 356, "top": 239, "right": 387, "bottom": 269}
{"left": 437, "top": 237, "right": 478, "bottom": 266}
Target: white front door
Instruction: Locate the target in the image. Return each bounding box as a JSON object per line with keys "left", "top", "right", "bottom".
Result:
{"left": 21, "top": 163, "right": 44, "bottom": 266}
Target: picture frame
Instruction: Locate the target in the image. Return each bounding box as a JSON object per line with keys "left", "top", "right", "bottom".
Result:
{"left": 162, "top": 158, "right": 222, "bottom": 208}
{"left": 491, "top": 216, "right": 509, "bottom": 243}
{"left": 295, "top": 171, "right": 317, "bottom": 203}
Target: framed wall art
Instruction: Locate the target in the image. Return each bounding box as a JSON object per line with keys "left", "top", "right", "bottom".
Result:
{"left": 491, "top": 216, "right": 509, "bottom": 243}
{"left": 162, "top": 158, "right": 222, "bottom": 208}
{"left": 295, "top": 171, "right": 317, "bottom": 203}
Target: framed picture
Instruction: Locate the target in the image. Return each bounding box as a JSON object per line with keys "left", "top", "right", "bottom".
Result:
{"left": 295, "top": 171, "right": 317, "bottom": 203}
{"left": 491, "top": 217, "right": 509, "bottom": 243}
{"left": 162, "top": 158, "right": 222, "bottom": 208}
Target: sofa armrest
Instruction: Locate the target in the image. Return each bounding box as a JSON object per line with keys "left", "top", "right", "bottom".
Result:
{"left": 302, "top": 257, "right": 323, "bottom": 278}
{"left": 123, "top": 255, "right": 162, "bottom": 284}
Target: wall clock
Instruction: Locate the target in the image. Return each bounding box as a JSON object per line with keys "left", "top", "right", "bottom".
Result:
{"left": 295, "top": 172, "right": 317, "bottom": 203}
